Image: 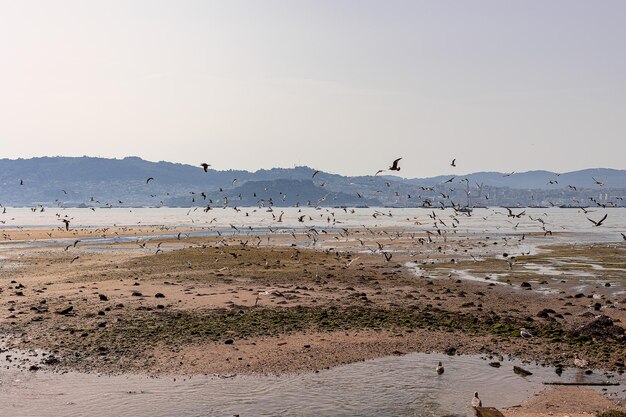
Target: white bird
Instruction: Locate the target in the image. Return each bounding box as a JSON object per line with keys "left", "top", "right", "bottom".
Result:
{"left": 471, "top": 391, "right": 482, "bottom": 407}
{"left": 520, "top": 328, "right": 533, "bottom": 338}
{"left": 436, "top": 361, "right": 444, "bottom": 374}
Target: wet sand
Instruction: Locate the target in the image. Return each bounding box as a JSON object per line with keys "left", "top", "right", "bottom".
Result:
{"left": 1, "top": 227, "right": 625, "bottom": 413}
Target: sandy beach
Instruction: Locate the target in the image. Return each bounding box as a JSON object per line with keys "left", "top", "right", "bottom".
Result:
{"left": 1, "top": 224, "right": 625, "bottom": 414}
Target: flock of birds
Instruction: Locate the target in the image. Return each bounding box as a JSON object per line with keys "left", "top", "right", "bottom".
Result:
{"left": 1, "top": 158, "right": 623, "bottom": 257}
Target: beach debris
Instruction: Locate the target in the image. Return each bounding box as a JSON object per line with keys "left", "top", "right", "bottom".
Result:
{"left": 513, "top": 365, "right": 532, "bottom": 376}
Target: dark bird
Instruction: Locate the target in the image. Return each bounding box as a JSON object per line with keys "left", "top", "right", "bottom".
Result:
{"left": 436, "top": 361, "right": 444, "bottom": 374}
{"left": 621, "top": 232, "right": 626, "bottom": 241}
{"left": 146, "top": 177, "right": 154, "bottom": 184}
{"left": 592, "top": 177, "right": 604, "bottom": 186}
{"left": 450, "top": 158, "right": 456, "bottom": 167}
{"left": 19, "top": 179, "right": 23, "bottom": 185}
{"left": 70, "top": 255, "right": 80, "bottom": 263}
{"left": 587, "top": 213, "right": 608, "bottom": 227}
{"left": 61, "top": 219, "right": 70, "bottom": 231}
{"left": 374, "top": 169, "right": 384, "bottom": 176}
{"left": 312, "top": 170, "right": 321, "bottom": 178}
{"left": 389, "top": 158, "right": 402, "bottom": 171}
{"left": 200, "top": 163, "right": 211, "bottom": 172}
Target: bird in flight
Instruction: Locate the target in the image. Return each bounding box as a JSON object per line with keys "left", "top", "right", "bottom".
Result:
{"left": 450, "top": 158, "right": 456, "bottom": 167}
{"left": 200, "top": 163, "right": 211, "bottom": 172}
{"left": 587, "top": 213, "right": 608, "bottom": 227}
{"left": 592, "top": 177, "right": 604, "bottom": 186}
{"left": 146, "top": 177, "right": 154, "bottom": 184}
{"left": 312, "top": 170, "right": 321, "bottom": 179}
{"left": 61, "top": 219, "right": 70, "bottom": 231}
{"left": 389, "top": 158, "right": 402, "bottom": 171}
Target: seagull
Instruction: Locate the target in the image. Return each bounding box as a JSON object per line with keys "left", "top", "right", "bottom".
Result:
{"left": 146, "top": 177, "right": 154, "bottom": 184}
{"left": 520, "top": 328, "right": 533, "bottom": 338}
{"left": 61, "top": 219, "right": 70, "bottom": 231}
{"left": 312, "top": 170, "right": 321, "bottom": 179}
{"left": 436, "top": 361, "right": 444, "bottom": 374}
{"left": 388, "top": 158, "right": 402, "bottom": 171}
{"left": 592, "top": 177, "right": 604, "bottom": 186}
{"left": 200, "top": 163, "right": 211, "bottom": 172}
{"left": 587, "top": 214, "right": 607, "bottom": 227}
{"left": 471, "top": 392, "right": 482, "bottom": 407}
{"left": 621, "top": 233, "right": 626, "bottom": 241}
{"left": 450, "top": 158, "right": 456, "bottom": 167}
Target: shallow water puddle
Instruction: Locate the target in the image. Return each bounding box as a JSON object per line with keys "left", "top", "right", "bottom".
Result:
{"left": 0, "top": 352, "right": 622, "bottom": 417}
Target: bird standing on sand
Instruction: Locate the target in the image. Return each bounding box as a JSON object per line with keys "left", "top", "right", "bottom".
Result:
{"left": 436, "top": 361, "right": 444, "bottom": 374}
{"left": 520, "top": 328, "right": 533, "bottom": 338}
{"left": 471, "top": 391, "right": 482, "bottom": 407}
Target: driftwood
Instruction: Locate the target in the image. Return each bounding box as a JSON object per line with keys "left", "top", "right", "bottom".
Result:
{"left": 543, "top": 381, "right": 620, "bottom": 386}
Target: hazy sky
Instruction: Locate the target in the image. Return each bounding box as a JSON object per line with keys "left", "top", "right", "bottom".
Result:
{"left": 1, "top": 1, "right": 624, "bottom": 178}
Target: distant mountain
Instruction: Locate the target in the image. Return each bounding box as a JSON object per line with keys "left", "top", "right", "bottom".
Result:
{"left": 401, "top": 168, "right": 626, "bottom": 190}
{"left": 0, "top": 156, "right": 624, "bottom": 208}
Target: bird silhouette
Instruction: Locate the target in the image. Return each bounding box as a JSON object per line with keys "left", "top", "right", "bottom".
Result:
{"left": 592, "top": 177, "right": 604, "bottom": 186}
{"left": 146, "top": 177, "right": 154, "bottom": 184}
{"left": 587, "top": 213, "right": 608, "bottom": 227}
{"left": 450, "top": 158, "right": 456, "bottom": 167}
{"left": 389, "top": 158, "right": 402, "bottom": 171}
{"left": 200, "top": 163, "right": 211, "bottom": 172}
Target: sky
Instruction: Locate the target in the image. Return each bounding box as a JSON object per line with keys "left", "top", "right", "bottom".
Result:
{"left": 0, "top": 0, "right": 625, "bottom": 178}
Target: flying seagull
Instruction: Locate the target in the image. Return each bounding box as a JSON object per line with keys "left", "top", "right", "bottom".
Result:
{"left": 587, "top": 213, "right": 608, "bottom": 227}
{"left": 312, "top": 170, "right": 321, "bottom": 179}
{"left": 450, "top": 158, "right": 456, "bottom": 167}
{"left": 61, "top": 219, "right": 70, "bottom": 231}
{"left": 389, "top": 158, "right": 402, "bottom": 171}
{"left": 592, "top": 177, "right": 604, "bottom": 186}
{"left": 200, "top": 163, "right": 211, "bottom": 172}
{"left": 146, "top": 177, "right": 154, "bottom": 184}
